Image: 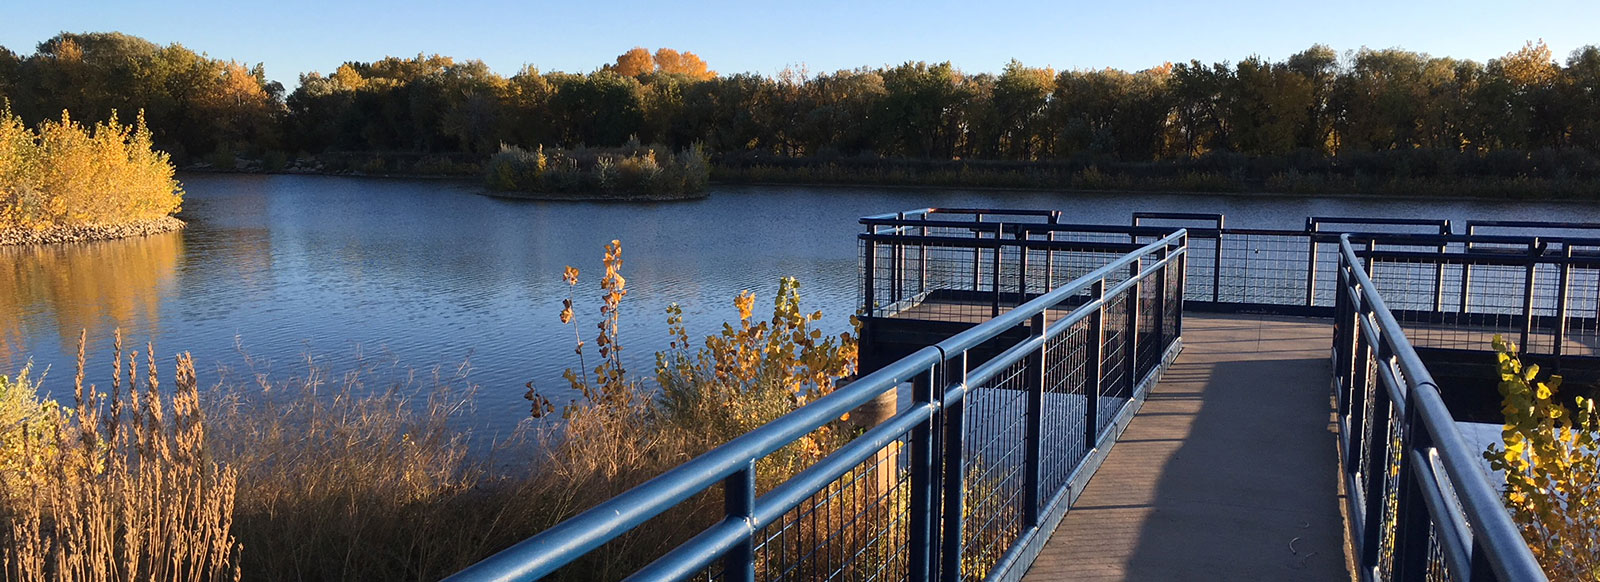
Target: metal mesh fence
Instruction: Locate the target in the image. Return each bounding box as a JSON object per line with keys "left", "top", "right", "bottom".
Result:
{"left": 751, "top": 435, "right": 914, "bottom": 582}
{"left": 1333, "top": 239, "right": 1548, "bottom": 582}
{"left": 1098, "top": 291, "right": 1131, "bottom": 436}
{"left": 958, "top": 358, "right": 1030, "bottom": 580}
{"left": 860, "top": 235, "right": 1132, "bottom": 322}
{"left": 1362, "top": 241, "right": 1600, "bottom": 357}
{"left": 1425, "top": 524, "right": 1455, "bottom": 582}
{"left": 1040, "top": 320, "right": 1091, "bottom": 496}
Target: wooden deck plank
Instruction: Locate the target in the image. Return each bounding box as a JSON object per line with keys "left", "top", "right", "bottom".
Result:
{"left": 1021, "top": 313, "right": 1350, "bottom": 582}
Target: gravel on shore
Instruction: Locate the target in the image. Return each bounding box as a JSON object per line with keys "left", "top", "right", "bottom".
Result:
{"left": 0, "top": 216, "right": 187, "bottom": 246}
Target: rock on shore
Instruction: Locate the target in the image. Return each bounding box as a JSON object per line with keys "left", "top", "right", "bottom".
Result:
{"left": 0, "top": 216, "right": 187, "bottom": 246}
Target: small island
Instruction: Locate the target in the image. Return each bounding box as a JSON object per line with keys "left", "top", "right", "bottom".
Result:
{"left": 484, "top": 142, "right": 709, "bottom": 201}
{"left": 0, "top": 108, "right": 184, "bottom": 245}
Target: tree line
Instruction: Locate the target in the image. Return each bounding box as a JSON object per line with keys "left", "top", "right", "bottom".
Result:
{"left": 4, "top": 32, "right": 1600, "bottom": 179}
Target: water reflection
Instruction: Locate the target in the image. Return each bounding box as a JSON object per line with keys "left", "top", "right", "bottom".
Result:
{"left": 0, "top": 231, "right": 182, "bottom": 372}
{"left": 6, "top": 174, "right": 1600, "bottom": 436}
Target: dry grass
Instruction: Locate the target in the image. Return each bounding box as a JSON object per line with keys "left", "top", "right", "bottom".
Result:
{"left": 0, "top": 246, "right": 885, "bottom": 581}
{"left": 0, "top": 330, "right": 239, "bottom": 582}
{"left": 204, "top": 351, "right": 488, "bottom": 581}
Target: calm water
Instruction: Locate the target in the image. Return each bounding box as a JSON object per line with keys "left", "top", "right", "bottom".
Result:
{"left": 6, "top": 174, "right": 1600, "bottom": 437}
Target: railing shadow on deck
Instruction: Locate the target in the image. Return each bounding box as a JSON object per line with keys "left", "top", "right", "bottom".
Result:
{"left": 1119, "top": 340, "right": 1347, "bottom": 580}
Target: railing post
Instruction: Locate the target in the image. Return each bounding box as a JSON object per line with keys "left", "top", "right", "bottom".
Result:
{"left": 724, "top": 460, "right": 756, "bottom": 582}
{"left": 1023, "top": 312, "right": 1046, "bottom": 528}
{"left": 1459, "top": 226, "right": 1474, "bottom": 315}
{"left": 1521, "top": 240, "right": 1539, "bottom": 352}
{"left": 1468, "top": 536, "right": 1498, "bottom": 582}
{"left": 909, "top": 363, "right": 939, "bottom": 582}
{"left": 1174, "top": 236, "right": 1186, "bottom": 338}
{"left": 972, "top": 216, "right": 983, "bottom": 294}
{"left": 1045, "top": 212, "right": 1059, "bottom": 291}
{"left": 893, "top": 212, "right": 904, "bottom": 304}
{"left": 864, "top": 238, "right": 877, "bottom": 315}
{"left": 920, "top": 225, "right": 928, "bottom": 296}
{"left": 1017, "top": 228, "right": 1030, "bottom": 306}
{"left": 939, "top": 353, "right": 968, "bottom": 582}
{"left": 1211, "top": 231, "right": 1223, "bottom": 304}
{"left": 992, "top": 224, "right": 1004, "bottom": 317}
{"left": 1432, "top": 222, "right": 1449, "bottom": 313}
{"left": 1124, "top": 256, "right": 1142, "bottom": 392}
{"left": 1364, "top": 238, "right": 1377, "bottom": 281}
{"left": 1086, "top": 280, "right": 1105, "bottom": 444}
{"left": 1556, "top": 245, "right": 1572, "bottom": 360}
{"left": 1305, "top": 219, "right": 1318, "bottom": 308}
{"left": 1153, "top": 246, "right": 1168, "bottom": 355}
{"left": 1333, "top": 262, "right": 1354, "bottom": 417}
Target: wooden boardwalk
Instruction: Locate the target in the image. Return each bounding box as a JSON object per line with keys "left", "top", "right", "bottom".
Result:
{"left": 1021, "top": 313, "right": 1351, "bottom": 582}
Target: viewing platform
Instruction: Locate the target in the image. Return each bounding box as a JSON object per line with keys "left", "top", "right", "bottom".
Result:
{"left": 446, "top": 210, "right": 1580, "bottom": 582}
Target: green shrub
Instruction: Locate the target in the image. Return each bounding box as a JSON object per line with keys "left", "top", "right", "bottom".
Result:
{"left": 485, "top": 143, "right": 708, "bottom": 197}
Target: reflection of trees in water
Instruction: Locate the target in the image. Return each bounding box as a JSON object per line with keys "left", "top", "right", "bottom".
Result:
{"left": 0, "top": 231, "right": 182, "bottom": 371}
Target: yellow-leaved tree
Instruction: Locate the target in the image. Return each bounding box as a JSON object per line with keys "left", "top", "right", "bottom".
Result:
{"left": 1486, "top": 336, "right": 1599, "bottom": 581}
{"left": 0, "top": 106, "right": 182, "bottom": 231}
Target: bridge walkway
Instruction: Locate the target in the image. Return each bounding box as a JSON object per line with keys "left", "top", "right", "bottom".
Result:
{"left": 1022, "top": 313, "right": 1351, "bottom": 582}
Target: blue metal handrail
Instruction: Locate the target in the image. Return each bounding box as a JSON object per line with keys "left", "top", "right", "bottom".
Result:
{"left": 1334, "top": 233, "right": 1547, "bottom": 581}
{"left": 448, "top": 230, "right": 1189, "bottom": 582}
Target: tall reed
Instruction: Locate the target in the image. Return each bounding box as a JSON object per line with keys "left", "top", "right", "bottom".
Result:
{"left": 0, "top": 330, "right": 239, "bottom": 582}
{"left": 1, "top": 240, "right": 870, "bottom": 581}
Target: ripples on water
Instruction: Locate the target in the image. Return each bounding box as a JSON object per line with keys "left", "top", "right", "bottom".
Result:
{"left": 4, "top": 174, "right": 1598, "bottom": 438}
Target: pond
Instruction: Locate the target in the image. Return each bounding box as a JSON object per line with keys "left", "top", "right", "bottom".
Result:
{"left": 4, "top": 174, "right": 1596, "bottom": 437}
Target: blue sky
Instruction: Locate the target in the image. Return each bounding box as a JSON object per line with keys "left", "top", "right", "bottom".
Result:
{"left": 4, "top": 0, "right": 1598, "bottom": 86}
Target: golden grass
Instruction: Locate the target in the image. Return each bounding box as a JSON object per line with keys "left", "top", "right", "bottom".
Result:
{"left": 0, "top": 330, "right": 239, "bottom": 582}
{"left": 0, "top": 242, "right": 894, "bottom": 581}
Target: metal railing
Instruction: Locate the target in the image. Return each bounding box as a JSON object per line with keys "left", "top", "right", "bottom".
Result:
{"left": 862, "top": 209, "right": 1600, "bottom": 362}
{"left": 446, "top": 229, "right": 1188, "bottom": 582}
{"left": 857, "top": 209, "right": 1439, "bottom": 319}
{"left": 1333, "top": 233, "right": 1547, "bottom": 582}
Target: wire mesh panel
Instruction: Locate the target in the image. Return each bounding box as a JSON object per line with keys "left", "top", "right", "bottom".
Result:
{"left": 1216, "top": 232, "right": 1314, "bottom": 306}
{"left": 1136, "top": 259, "right": 1163, "bottom": 380}
{"left": 958, "top": 359, "right": 1030, "bottom": 581}
{"left": 1376, "top": 398, "right": 1406, "bottom": 581}
{"left": 1358, "top": 239, "right": 1600, "bottom": 358}
{"left": 1424, "top": 523, "right": 1457, "bottom": 582}
{"left": 753, "top": 435, "right": 914, "bottom": 582}
{"left": 1040, "top": 319, "right": 1091, "bottom": 496}
{"left": 1182, "top": 234, "right": 1221, "bottom": 303}
{"left": 1098, "top": 292, "right": 1131, "bottom": 437}
{"left": 1564, "top": 258, "right": 1600, "bottom": 355}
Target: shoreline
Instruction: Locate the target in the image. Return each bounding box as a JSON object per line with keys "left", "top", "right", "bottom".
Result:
{"left": 177, "top": 166, "right": 1600, "bottom": 203}
{"left": 479, "top": 189, "right": 708, "bottom": 203}
{"left": 710, "top": 180, "right": 1496, "bottom": 202}
{"left": 0, "top": 216, "right": 187, "bottom": 246}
